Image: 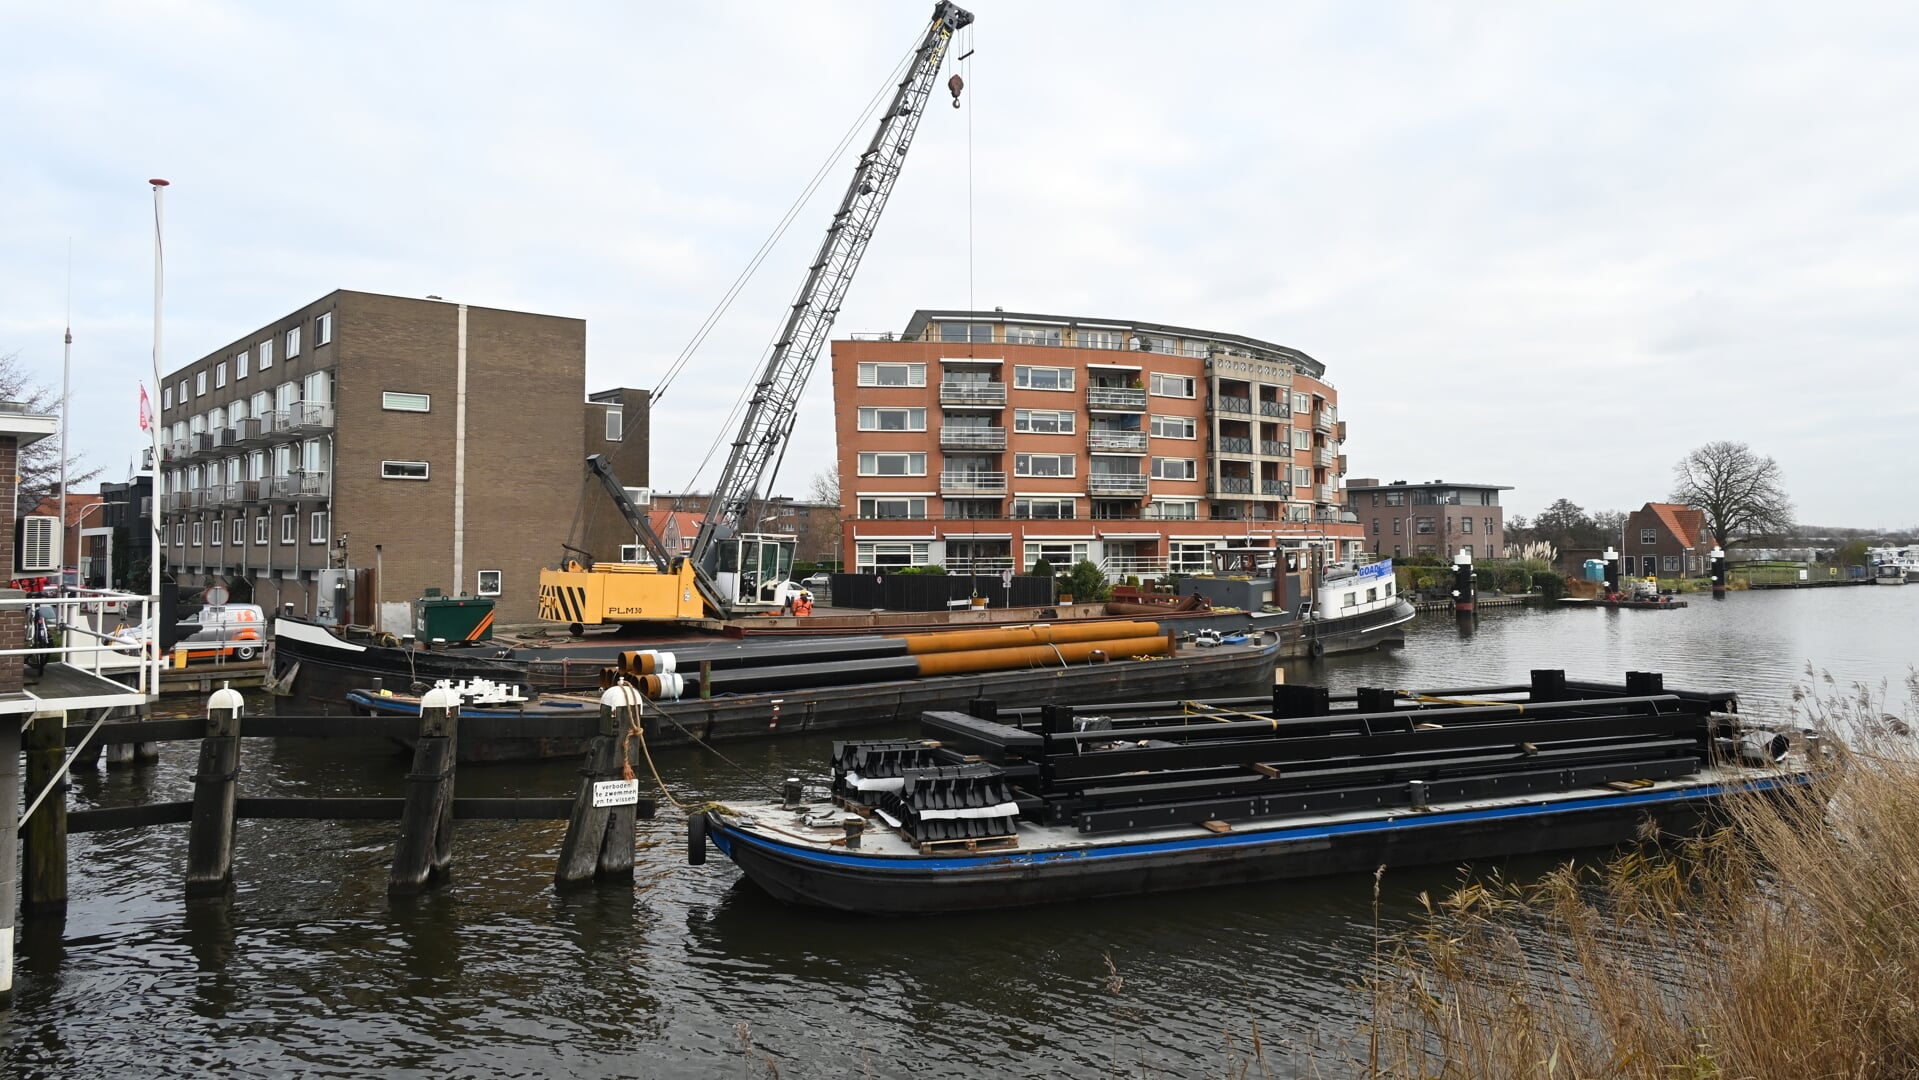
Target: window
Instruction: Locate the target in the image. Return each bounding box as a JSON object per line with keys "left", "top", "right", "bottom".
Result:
{"left": 1640, "top": 528, "right": 1658, "bottom": 545}
{"left": 255, "top": 516, "right": 269, "bottom": 545}
{"left": 1147, "top": 499, "right": 1197, "bottom": 520}
{"left": 1149, "top": 373, "right": 1194, "bottom": 398}
{"left": 162, "top": 385, "right": 173, "bottom": 409}
{"left": 1135, "top": 334, "right": 1175, "bottom": 353}
{"left": 1416, "top": 517, "right": 1435, "bottom": 534}
{"left": 1293, "top": 392, "right": 1310, "bottom": 414}
{"left": 191, "top": 521, "right": 204, "bottom": 546}
{"left": 1015, "top": 453, "right": 1075, "bottom": 477}
{"left": 1385, "top": 490, "right": 1406, "bottom": 506}
{"left": 1663, "top": 555, "right": 1682, "bottom": 572}
{"left": 280, "top": 514, "right": 296, "bottom": 544}
{"left": 1023, "top": 540, "right": 1090, "bottom": 567}
{"left": 857, "top": 362, "right": 926, "bottom": 387}
{"left": 1014, "top": 409, "right": 1075, "bottom": 434}
{"left": 1151, "top": 457, "right": 1197, "bottom": 480}
{"left": 1460, "top": 516, "right": 1474, "bottom": 534}
{"left": 285, "top": 326, "right": 301, "bottom": 357}
{"left": 1150, "top": 414, "right": 1195, "bottom": 439}
{"left": 1371, "top": 519, "right": 1380, "bottom": 534}
{"left": 604, "top": 406, "right": 621, "bottom": 440}
{"left": 258, "top": 338, "right": 273, "bottom": 368}
{"left": 310, "top": 511, "right": 328, "bottom": 543}
{"left": 1006, "top": 325, "right": 1061, "bottom": 346}
{"left": 209, "top": 406, "right": 225, "bottom": 431}
{"left": 275, "top": 381, "right": 298, "bottom": 414}
{"left": 858, "top": 497, "right": 926, "bottom": 519}
{"left": 19, "top": 517, "right": 57, "bottom": 570}
{"left": 236, "top": 350, "right": 248, "bottom": 379}
{"left": 1012, "top": 497, "right": 1075, "bottom": 519}
{"left": 1393, "top": 519, "right": 1402, "bottom": 535}
{"left": 232, "top": 519, "right": 245, "bottom": 545}
{"left": 174, "top": 523, "right": 185, "bottom": 546}
{"left": 856, "top": 407, "right": 925, "bottom": 431}
{"left": 315, "top": 311, "right": 332, "bottom": 346}
{"left": 1293, "top": 467, "right": 1311, "bottom": 488}
{"left": 382, "top": 460, "right": 430, "bottom": 480}
{"left": 476, "top": 569, "right": 502, "bottom": 597}
{"left": 230, "top": 399, "right": 246, "bottom": 426}
{"left": 211, "top": 520, "right": 222, "bottom": 546}
{"left": 196, "top": 371, "right": 207, "bottom": 396}
{"left": 937, "top": 322, "right": 993, "bottom": 343}
{"left": 855, "top": 539, "right": 933, "bottom": 571}
{"left": 1623, "top": 556, "right": 1637, "bottom": 575}
{"left": 1013, "top": 365, "right": 1073, "bottom": 391}
{"left": 1485, "top": 516, "right": 1495, "bottom": 537}
{"left": 215, "top": 361, "right": 227, "bottom": 388}
{"left": 856, "top": 451, "right": 926, "bottom": 476}
{"left": 302, "top": 370, "right": 330, "bottom": 404}
{"left": 1075, "top": 329, "right": 1122, "bottom": 350}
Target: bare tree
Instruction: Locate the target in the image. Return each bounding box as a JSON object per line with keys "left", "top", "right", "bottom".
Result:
{"left": 2, "top": 348, "right": 102, "bottom": 515}
{"left": 1671, "top": 440, "right": 1794, "bottom": 549}
{"left": 804, "top": 465, "right": 843, "bottom": 568}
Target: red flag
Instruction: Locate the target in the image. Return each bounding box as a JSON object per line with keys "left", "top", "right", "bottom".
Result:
{"left": 138, "top": 382, "right": 153, "bottom": 432}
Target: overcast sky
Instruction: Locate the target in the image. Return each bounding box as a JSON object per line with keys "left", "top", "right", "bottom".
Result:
{"left": 6, "top": 2, "right": 1916, "bottom": 529}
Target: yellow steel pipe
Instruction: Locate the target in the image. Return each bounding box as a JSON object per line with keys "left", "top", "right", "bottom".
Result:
{"left": 910, "top": 634, "right": 1173, "bottom": 677}
{"left": 893, "top": 620, "right": 1165, "bottom": 655}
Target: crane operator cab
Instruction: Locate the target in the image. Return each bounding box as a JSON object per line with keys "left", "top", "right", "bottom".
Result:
{"left": 703, "top": 530, "right": 804, "bottom": 610}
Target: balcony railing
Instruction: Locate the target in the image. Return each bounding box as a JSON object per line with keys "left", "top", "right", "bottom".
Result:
{"left": 210, "top": 427, "right": 237, "bottom": 452}
{"left": 1087, "top": 474, "right": 1149, "bottom": 496}
{"left": 1087, "top": 430, "right": 1148, "bottom": 453}
{"left": 1261, "top": 481, "right": 1291, "bottom": 497}
{"left": 162, "top": 491, "right": 185, "bottom": 512}
{"left": 282, "top": 401, "right": 335, "bottom": 435}
{"left": 939, "top": 380, "right": 1007, "bottom": 406}
{"left": 1213, "top": 395, "right": 1252, "bottom": 415}
{"left": 1317, "top": 485, "right": 1336, "bottom": 503}
{"left": 1258, "top": 400, "right": 1289, "bottom": 418}
{"left": 188, "top": 432, "right": 216, "bottom": 458}
{"left": 1314, "top": 447, "right": 1334, "bottom": 467}
{"left": 1217, "top": 435, "right": 1254, "bottom": 455}
{"left": 1085, "top": 386, "right": 1147, "bottom": 411}
{"left": 234, "top": 417, "right": 270, "bottom": 445}
{"left": 268, "top": 471, "right": 329, "bottom": 501}
{"left": 1101, "top": 555, "right": 1171, "bottom": 580}
{"left": 939, "top": 470, "right": 1008, "bottom": 494}
{"left": 1260, "top": 440, "right": 1288, "bottom": 456}
{"left": 167, "top": 439, "right": 191, "bottom": 460}
{"left": 942, "top": 556, "right": 1018, "bottom": 574}
{"left": 940, "top": 426, "right": 1007, "bottom": 450}
{"left": 1334, "top": 420, "right": 1347, "bottom": 441}
{"left": 1313, "top": 411, "right": 1333, "bottom": 433}
{"left": 1208, "top": 476, "right": 1254, "bottom": 495}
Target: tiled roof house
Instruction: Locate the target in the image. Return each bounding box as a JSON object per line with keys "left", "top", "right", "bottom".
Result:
{"left": 1622, "top": 502, "right": 1712, "bottom": 579}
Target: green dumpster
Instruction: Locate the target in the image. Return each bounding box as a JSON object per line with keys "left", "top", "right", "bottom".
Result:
{"left": 414, "top": 595, "right": 497, "bottom": 642}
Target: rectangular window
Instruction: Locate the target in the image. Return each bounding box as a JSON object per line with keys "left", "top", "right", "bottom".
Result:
{"left": 1460, "top": 516, "right": 1474, "bottom": 534}
{"left": 1293, "top": 392, "right": 1310, "bottom": 414}
{"left": 285, "top": 326, "right": 301, "bottom": 357}
{"left": 857, "top": 497, "right": 926, "bottom": 519}
{"left": 1149, "top": 414, "right": 1195, "bottom": 439}
{"left": 163, "top": 385, "right": 173, "bottom": 409}
{"left": 1485, "top": 516, "right": 1495, "bottom": 537}
{"left": 856, "top": 407, "right": 925, "bottom": 431}
{"left": 1640, "top": 528, "right": 1658, "bottom": 545}
{"left": 1075, "top": 329, "right": 1122, "bottom": 350}
{"left": 310, "top": 511, "right": 328, "bottom": 543}
{"left": 191, "top": 521, "right": 204, "bottom": 546}
{"left": 211, "top": 520, "right": 222, "bottom": 547}
{"left": 381, "top": 391, "right": 431, "bottom": 413}
{"left": 215, "top": 361, "right": 227, "bottom": 388}
{"left": 937, "top": 322, "right": 993, "bottom": 343}
{"left": 1023, "top": 540, "right": 1090, "bottom": 567}
{"left": 259, "top": 339, "right": 273, "bottom": 368}
{"left": 476, "top": 569, "right": 502, "bottom": 597}
{"left": 1013, "top": 365, "right": 1074, "bottom": 391}
{"left": 1135, "top": 334, "right": 1175, "bottom": 353}
{"left": 315, "top": 311, "right": 332, "bottom": 346}
{"left": 1148, "top": 499, "right": 1197, "bottom": 520}
{"left": 855, "top": 539, "right": 933, "bottom": 571}
{"left": 856, "top": 452, "right": 926, "bottom": 476}
{"left": 382, "top": 460, "right": 430, "bottom": 480}
{"left": 1012, "top": 497, "right": 1076, "bottom": 520}
{"left": 856, "top": 362, "right": 926, "bottom": 387}
{"left": 236, "top": 349, "right": 249, "bottom": 379}
{"left": 1371, "top": 519, "right": 1380, "bottom": 534}
{"left": 1151, "top": 457, "right": 1197, "bottom": 480}
{"left": 1293, "top": 467, "right": 1311, "bottom": 488}
{"left": 1014, "top": 409, "right": 1075, "bottom": 434}
{"left": 232, "top": 519, "right": 245, "bottom": 546}
{"left": 1385, "top": 491, "right": 1406, "bottom": 506}
{"left": 1006, "top": 325, "right": 1062, "bottom": 346}
{"left": 604, "top": 406, "right": 622, "bottom": 440}
{"left": 278, "top": 514, "right": 295, "bottom": 544}
{"left": 1623, "top": 556, "right": 1637, "bottom": 575}
{"left": 1393, "top": 518, "right": 1402, "bottom": 535}
{"left": 1149, "top": 373, "right": 1195, "bottom": 398}
{"left": 1416, "top": 517, "right": 1436, "bottom": 534}
{"left": 256, "top": 516, "right": 269, "bottom": 545}
{"left": 1663, "top": 555, "right": 1682, "bottom": 572}
{"left": 1015, "top": 453, "right": 1075, "bottom": 478}
{"left": 174, "top": 523, "right": 186, "bottom": 546}
{"left": 196, "top": 371, "right": 207, "bottom": 396}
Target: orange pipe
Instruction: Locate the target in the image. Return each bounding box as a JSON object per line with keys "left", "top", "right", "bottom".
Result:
{"left": 910, "top": 634, "right": 1173, "bottom": 676}
{"left": 895, "top": 620, "right": 1164, "bottom": 655}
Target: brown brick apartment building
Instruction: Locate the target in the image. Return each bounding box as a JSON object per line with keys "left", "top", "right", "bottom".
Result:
{"left": 830, "top": 310, "right": 1362, "bottom": 577}
{"left": 1346, "top": 479, "right": 1511, "bottom": 561}
{"left": 156, "top": 291, "right": 648, "bottom": 628}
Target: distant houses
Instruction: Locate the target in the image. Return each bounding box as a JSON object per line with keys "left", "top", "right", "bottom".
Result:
{"left": 1621, "top": 502, "right": 1712, "bottom": 579}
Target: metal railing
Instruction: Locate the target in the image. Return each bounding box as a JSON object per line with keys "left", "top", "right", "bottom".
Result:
{"left": 1313, "top": 411, "right": 1333, "bottom": 433}
{"left": 282, "top": 401, "right": 335, "bottom": 434}
{"left": 1261, "top": 481, "right": 1291, "bottom": 496}
{"left": 1213, "top": 395, "right": 1252, "bottom": 414}
{"left": 268, "top": 472, "right": 329, "bottom": 500}
{"left": 939, "top": 470, "right": 1008, "bottom": 494}
{"left": 1087, "top": 431, "right": 1148, "bottom": 452}
{"left": 939, "top": 380, "right": 1007, "bottom": 405}
{"left": 1086, "top": 386, "right": 1147, "bottom": 411}
{"left": 1087, "top": 474, "right": 1149, "bottom": 496}
{"left": 0, "top": 588, "right": 164, "bottom": 703}
{"left": 1260, "top": 440, "right": 1289, "bottom": 457}
{"left": 1209, "top": 476, "right": 1254, "bottom": 494}
{"left": 1218, "top": 436, "right": 1254, "bottom": 455}
{"left": 1314, "top": 447, "right": 1334, "bottom": 467}
{"left": 939, "top": 426, "right": 1007, "bottom": 450}
{"left": 1101, "top": 556, "right": 1171, "bottom": 579}
{"left": 1259, "top": 401, "right": 1290, "bottom": 418}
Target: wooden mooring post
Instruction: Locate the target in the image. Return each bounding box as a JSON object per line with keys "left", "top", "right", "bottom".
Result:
{"left": 555, "top": 686, "right": 644, "bottom": 889}
{"left": 1, "top": 712, "right": 19, "bottom": 1006}
{"left": 23, "top": 711, "right": 68, "bottom": 912}
{"left": 185, "top": 687, "right": 244, "bottom": 897}
{"left": 389, "top": 686, "right": 458, "bottom": 894}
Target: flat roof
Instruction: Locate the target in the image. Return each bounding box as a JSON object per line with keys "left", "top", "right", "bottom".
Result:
{"left": 1346, "top": 479, "right": 1513, "bottom": 491}
{"left": 0, "top": 403, "right": 58, "bottom": 447}
{"left": 899, "top": 309, "right": 1326, "bottom": 380}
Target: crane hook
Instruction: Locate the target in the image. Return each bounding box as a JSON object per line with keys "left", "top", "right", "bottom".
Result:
{"left": 948, "top": 73, "right": 964, "bottom": 108}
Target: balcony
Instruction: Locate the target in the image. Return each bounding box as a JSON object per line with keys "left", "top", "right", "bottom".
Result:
{"left": 162, "top": 491, "right": 185, "bottom": 512}
{"left": 167, "top": 439, "right": 191, "bottom": 461}
{"left": 1087, "top": 473, "right": 1149, "bottom": 497}
{"left": 1208, "top": 476, "right": 1254, "bottom": 495}
{"left": 1258, "top": 400, "right": 1289, "bottom": 418}
{"left": 1313, "top": 411, "right": 1333, "bottom": 434}
{"left": 940, "top": 426, "right": 1007, "bottom": 451}
{"left": 1335, "top": 454, "right": 1347, "bottom": 475}
{"left": 1334, "top": 420, "right": 1347, "bottom": 441}
{"left": 1314, "top": 446, "right": 1334, "bottom": 467}
{"left": 282, "top": 401, "right": 335, "bottom": 436}
{"left": 187, "top": 432, "right": 216, "bottom": 459}
{"left": 1317, "top": 485, "right": 1336, "bottom": 503}
{"left": 1260, "top": 480, "right": 1291, "bottom": 497}
{"left": 939, "top": 380, "right": 1006, "bottom": 406}
{"left": 1217, "top": 435, "right": 1253, "bottom": 455}
{"left": 234, "top": 416, "right": 270, "bottom": 446}
{"left": 209, "top": 427, "right": 238, "bottom": 452}
{"left": 1259, "top": 440, "right": 1288, "bottom": 457}
{"left": 218, "top": 480, "right": 265, "bottom": 506}
{"left": 1213, "top": 395, "right": 1252, "bottom": 415}
{"left": 1085, "top": 386, "right": 1147, "bottom": 411}
{"left": 939, "top": 470, "right": 1007, "bottom": 495}
{"left": 1087, "top": 430, "right": 1148, "bottom": 453}
{"left": 268, "top": 471, "right": 329, "bottom": 501}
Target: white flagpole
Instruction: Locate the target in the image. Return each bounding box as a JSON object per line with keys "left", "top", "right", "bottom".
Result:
{"left": 148, "top": 179, "right": 169, "bottom": 687}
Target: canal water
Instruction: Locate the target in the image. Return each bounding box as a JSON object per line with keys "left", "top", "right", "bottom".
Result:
{"left": 7, "top": 587, "right": 1915, "bottom": 1078}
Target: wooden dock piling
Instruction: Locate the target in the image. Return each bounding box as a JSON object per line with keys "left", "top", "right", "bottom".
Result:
{"left": 389, "top": 687, "right": 459, "bottom": 894}
{"left": 23, "top": 712, "right": 68, "bottom": 912}
{"left": 555, "top": 687, "right": 642, "bottom": 889}
{"left": 1, "top": 714, "right": 19, "bottom": 1005}
{"left": 185, "top": 687, "right": 245, "bottom": 898}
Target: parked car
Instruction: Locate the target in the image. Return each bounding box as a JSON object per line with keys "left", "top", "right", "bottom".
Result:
{"left": 802, "top": 572, "right": 832, "bottom": 589}
{"left": 114, "top": 602, "right": 268, "bottom": 661}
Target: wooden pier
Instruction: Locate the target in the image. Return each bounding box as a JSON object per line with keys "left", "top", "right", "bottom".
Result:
{"left": 1412, "top": 594, "right": 1535, "bottom": 613}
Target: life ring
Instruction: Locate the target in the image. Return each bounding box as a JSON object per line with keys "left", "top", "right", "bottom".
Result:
{"left": 1307, "top": 638, "right": 1325, "bottom": 659}
{"left": 375, "top": 632, "right": 401, "bottom": 649}
{"left": 687, "top": 813, "right": 708, "bottom": 866}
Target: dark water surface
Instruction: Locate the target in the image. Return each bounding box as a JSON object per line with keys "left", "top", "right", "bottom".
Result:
{"left": 7, "top": 587, "right": 1915, "bottom": 1078}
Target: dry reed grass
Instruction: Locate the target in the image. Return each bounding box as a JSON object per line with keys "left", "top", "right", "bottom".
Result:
{"left": 1359, "top": 667, "right": 1919, "bottom": 1080}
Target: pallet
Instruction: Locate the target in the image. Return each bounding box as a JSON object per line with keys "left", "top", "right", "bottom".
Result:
{"left": 913, "top": 833, "right": 1019, "bottom": 854}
